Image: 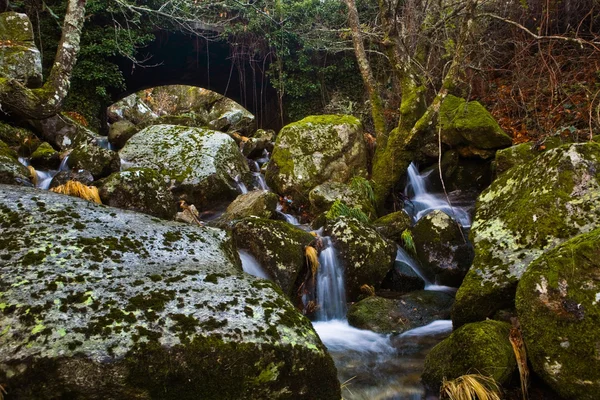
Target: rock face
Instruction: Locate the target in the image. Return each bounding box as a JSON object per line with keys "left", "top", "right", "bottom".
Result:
{"left": 0, "top": 139, "right": 32, "bottom": 186}
{"left": 439, "top": 95, "right": 512, "bottom": 149}
{"left": 411, "top": 210, "right": 473, "bottom": 287}
{"left": 68, "top": 142, "right": 121, "bottom": 179}
{"left": 233, "top": 218, "right": 315, "bottom": 298}
{"left": 0, "top": 12, "right": 42, "bottom": 87}
{"left": 119, "top": 124, "right": 250, "bottom": 209}
{"left": 217, "top": 190, "right": 279, "bottom": 225}
{"left": 422, "top": 320, "right": 516, "bottom": 390}
{"left": 108, "top": 120, "right": 138, "bottom": 149}
{"left": 265, "top": 115, "right": 368, "bottom": 204}
{"left": 309, "top": 180, "right": 376, "bottom": 218}
{"left": 107, "top": 85, "right": 255, "bottom": 135}
{"left": 0, "top": 121, "right": 40, "bottom": 156}
{"left": 347, "top": 291, "right": 454, "bottom": 334}
{"left": 28, "top": 114, "right": 97, "bottom": 150}
{"left": 327, "top": 217, "right": 396, "bottom": 301}
{"left": 516, "top": 228, "right": 600, "bottom": 400}
{"left": 372, "top": 211, "right": 412, "bottom": 243}
{"left": 453, "top": 143, "right": 600, "bottom": 327}
{"left": 0, "top": 185, "right": 340, "bottom": 400}
{"left": 97, "top": 168, "right": 177, "bottom": 219}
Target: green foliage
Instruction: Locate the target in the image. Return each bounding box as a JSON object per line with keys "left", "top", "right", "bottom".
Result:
{"left": 350, "top": 176, "right": 375, "bottom": 207}
{"left": 326, "top": 199, "right": 370, "bottom": 224}
{"left": 401, "top": 229, "right": 417, "bottom": 256}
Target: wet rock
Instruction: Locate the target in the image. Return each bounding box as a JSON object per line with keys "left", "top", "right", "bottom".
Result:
{"left": 120, "top": 124, "right": 250, "bottom": 210}
{"left": 372, "top": 210, "right": 412, "bottom": 243}
{"left": 97, "top": 168, "right": 177, "bottom": 219}
{"left": 265, "top": 115, "right": 368, "bottom": 205}
{"left": 347, "top": 291, "right": 454, "bottom": 334}
{"left": 0, "top": 121, "right": 41, "bottom": 156}
{"left": 108, "top": 120, "right": 138, "bottom": 149}
{"left": 0, "top": 139, "right": 32, "bottom": 186}
{"left": 327, "top": 216, "right": 396, "bottom": 301}
{"left": 68, "top": 142, "right": 120, "bottom": 179}
{"left": 30, "top": 142, "right": 60, "bottom": 170}
{"left": 453, "top": 143, "right": 600, "bottom": 328}
{"left": 439, "top": 95, "right": 512, "bottom": 149}
{"left": 422, "top": 320, "right": 516, "bottom": 391}
{"left": 0, "top": 185, "right": 340, "bottom": 400}
{"left": 232, "top": 218, "right": 315, "bottom": 298}
{"left": 309, "top": 180, "right": 376, "bottom": 218}
{"left": 516, "top": 228, "right": 600, "bottom": 400}
{"left": 49, "top": 169, "right": 95, "bottom": 189}
{"left": 217, "top": 190, "right": 279, "bottom": 225}
{"left": 0, "top": 12, "right": 42, "bottom": 87}
{"left": 412, "top": 210, "right": 473, "bottom": 287}
{"left": 380, "top": 259, "right": 426, "bottom": 294}
{"left": 28, "top": 113, "right": 96, "bottom": 150}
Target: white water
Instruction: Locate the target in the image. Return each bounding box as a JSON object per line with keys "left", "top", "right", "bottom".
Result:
{"left": 316, "top": 237, "right": 347, "bottom": 321}
{"left": 276, "top": 203, "right": 300, "bottom": 225}
{"left": 234, "top": 175, "right": 248, "bottom": 194}
{"left": 404, "top": 163, "right": 471, "bottom": 227}
{"left": 238, "top": 250, "right": 271, "bottom": 279}
{"left": 395, "top": 246, "right": 457, "bottom": 293}
{"left": 253, "top": 172, "right": 269, "bottom": 190}
{"left": 313, "top": 319, "right": 393, "bottom": 353}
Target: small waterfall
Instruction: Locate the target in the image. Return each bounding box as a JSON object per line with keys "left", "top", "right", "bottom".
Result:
{"left": 95, "top": 137, "right": 115, "bottom": 151}
{"left": 234, "top": 175, "right": 248, "bottom": 194}
{"left": 395, "top": 246, "right": 457, "bottom": 292}
{"left": 315, "top": 237, "right": 347, "bottom": 321}
{"left": 58, "top": 155, "right": 70, "bottom": 171}
{"left": 404, "top": 162, "right": 471, "bottom": 227}
{"left": 253, "top": 172, "right": 268, "bottom": 190}
{"left": 276, "top": 203, "right": 299, "bottom": 225}
{"left": 37, "top": 170, "right": 56, "bottom": 190}
{"left": 18, "top": 157, "right": 30, "bottom": 167}
{"left": 238, "top": 250, "right": 271, "bottom": 279}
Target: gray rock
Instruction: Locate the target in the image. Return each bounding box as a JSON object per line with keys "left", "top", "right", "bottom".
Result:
{"left": 0, "top": 185, "right": 341, "bottom": 400}
{"left": 0, "top": 139, "right": 32, "bottom": 186}
{"left": 68, "top": 142, "right": 121, "bottom": 179}
{"left": 119, "top": 124, "right": 250, "bottom": 209}
{"left": 108, "top": 120, "right": 138, "bottom": 149}
{"left": 380, "top": 259, "right": 426, "bottom": 294}
{"left": 28, "top": 113, "right": 97, "bottom": 150}
{"left": 372, "top": 210, "right": 412, "bottom": 243}
{"left": 49, "top": 169, "right": 95, "bottom": 189}
{"left": 30, "top": 142, "right": 60, "bottom": 170}
{"left": 218, "top": 190, "right": 278, "bottom": 224}
{"left": 309, "top": 180, "right": 376, "bottom": 218}
{"left": 0, "top": 12, "right": 42, "bottom": 87}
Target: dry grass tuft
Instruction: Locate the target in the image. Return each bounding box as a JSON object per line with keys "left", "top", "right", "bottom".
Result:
{"left": 27, "top": 166, "right": 37, "bottom": 186}
{"left": 49, "top": 181, "right": 102, "bottom": 204}
{"left": 360, "top": 284, "right": 375, "bottom": 297}
{"left": 510, "top": 319, "right": 529, "bottom": 400}
{"left": 305, "top": 246, "right": 319, "bottom": 284}
{"left": 441, "top": 374, "right": 502, "bottom": 400}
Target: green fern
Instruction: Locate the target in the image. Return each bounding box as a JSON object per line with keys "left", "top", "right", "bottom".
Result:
{"left": 350, "top": 176, "right": 376, "bottom": 206}
{"left": 326, "top": 199, "right": 370, "bottom": 224}
{"left": 401, "top": 229, "right": 417, "bottom": 256}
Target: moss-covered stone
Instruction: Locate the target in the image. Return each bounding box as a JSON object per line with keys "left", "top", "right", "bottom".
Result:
{"left": 265, "top": 115, "right": 368, "bottom": 205}
{"left": 215, "top": 190, "right": 279, "bottom": 227}
{"left": 411, "top": 210, "right": 474, "bottom": 287}
{"left": 28, "top": 113, "right": 97, "bottom": 150}
{"left": 0, "top": 139, "right": 33, "bottom": 186}
{"left": 326, "top": 216, "right": 396, "bottom": 301}
{"left": 453, "top": 143, "right": 600, "bottom": 328}
{"left": 108, "top": 120, "right": 138, "bottom": 149}
{"left": 348, "top": 291, "right": 454, "bottom": 334}
{"left": 516, "top": 228, "right": 600, "bottom": 400}
{"left": 119, "top": 124, "right": 250, "bottom": 210}
{"left": 309, "top": 180, "right": 376, "bottom": 219}
{"left": 30, "top": 142, "right": 60, "bottom": 169}
{"left": 422, "top": 320, "right": 516, "bottom": 390}
{"left": 0, "top": 121, "right": 40, "bottom": 156}
{"left": 373, "top": 210, "right": 412, "bottom": 243}
{"left": 0, "top": 184, "right": 340, "bottom": 399}
{"left": 0, "top": 13, "right": 42, "bottom": 88}
{"left": 440, "top": 95, "right": 512, "bottom": 149}
{"left": 495, "top": 136, "right": 573, "bottom": 176}
{"left": 232, "top": 218, "right": 315, "bottom": 298}
{"left": 68, "top": 142, "right": 121, "bottom": 179}
{"left": 97, "top": 168, "right": 177, "bottom": 219}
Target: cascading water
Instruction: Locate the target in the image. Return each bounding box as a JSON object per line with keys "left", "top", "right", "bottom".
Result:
{"left": 315, "top": 237, "right": 347, "bottom": 321}
{"left": 238, "top": 250, "right": 271, "bottom": 279}
{"left": 404, "top": 162, "right": 471, "bottom": 228}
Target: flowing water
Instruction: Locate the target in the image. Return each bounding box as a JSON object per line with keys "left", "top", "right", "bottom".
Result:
{"left": 18, "top": 155, "right": 71, "bottom": 190}
{"left": 238, "top": 250, "right": 271, "bottom": 279}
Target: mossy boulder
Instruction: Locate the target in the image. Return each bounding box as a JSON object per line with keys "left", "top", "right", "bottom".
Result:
{"left": 516, "top": 228, "right": 600, "bottom": 400}
{"left": 439, "top": 95, "right": 512, "bottom": 149}
{"left": 265, "top": 115, "right": 368, "bottom": 204}
{"left": 348, "top": 291, "right": 454, "bottom": 334}
{"left": 232, "top": 218, "right": 315, "bottom": 298}
{"left": 0, "top": 185, "right": 340, "bottom": 400}
{"left": 373, "top": 210, "right": 413, "bottom": 243}
{"left": 97, "top": 168, "right": 177, "bottom": 219}
{"left": 495, "top": 136, "right": 571, "bottom": 176}
{"left": 422, "top": 320, "right": 516, "bottom": 390}
{"left": 28, "top": 113, "right": 97, "bottom": 150}
{"left": 119, "top": 124, "right": 250, "bottom": 209}
{"left": 453, "top": 143, "right": 600, "bottom": 328}
{"left": 380, "top": 259, "right": 426, "bottom": 294}
{"left": 0, "top": 139, "right": 32, "bottom": 186}
{"left": 412, "top": 210, "right": 474, "bottom": 287}
{"left": 107, "top": 92, "right": 158, "bottom": 125}
{"left": 30, "top": 142, "right": 60, "bottom": 170}
{"left": 0, "top": 121, "right": 40, "bottom": 156}
{"left": 216, "top": 190, "right": 279, "bottom": 226}
{"left": 309, "top": 180, "right": 376, "bottom": 218}
{"left": 108, "top": 120, "right": 138, "bottom": 149}
{"left": 68, "top": 142, "right": 121, "bottom": 179}
{"left": 0, "top": 12, "right": 42, "bottom": 88}
{"left": 49, "top": 169, "right": 94, "bottom": 189}
{"left": 326, "top": 216, "right": 396, "bottom": 301}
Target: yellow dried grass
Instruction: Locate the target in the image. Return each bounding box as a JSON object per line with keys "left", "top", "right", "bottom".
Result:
{"left": 305, "top": 246, "right": 319, "bottom": 284}
{"left": 510, "top": 321, "right": 529, "bottom": 400}
{"left": 49, "top": 181, "right": 102, "bottom": 204}
{"left": 441, "top": 374, "right": 502, "bottom": 400}
{"left": 27, "top": 165, "right": 37, "bottom": 186}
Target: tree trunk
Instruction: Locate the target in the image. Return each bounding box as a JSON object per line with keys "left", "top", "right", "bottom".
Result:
{"left": 0, "top": 0, "right": 87, "bottom": 119}
{"left": 344, "top": 0, "right": 386, "bottom": 137}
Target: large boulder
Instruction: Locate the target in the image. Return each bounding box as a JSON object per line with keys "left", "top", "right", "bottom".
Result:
{"left": 0, "top": 121, "right": 41, "bottom": 156}
{"left": 217, "top": 190, "right": 279, "bottom": 225}
{"left": 28, "top": 113, "right": 97, "bottom": 150}
{"left": 380, "top": 258, "right": 426, "bottom": 294}
{"left": 30, "top": 142, "right": 60, "bottom": 170}
{"left": 411, "top": 210, "right": 474, "bottom": 287}
{"left": 494, "top": 136, "right": 571, "bottom": 176}
{"left": 347, "top": 291, "right": 454, "bottom": 334}
{"left": 0, "top": 12, "right": 42, "bottom": 87}
{"left": 49, "top": 169, "right": 94, "bottom": 189}
{"left": 232, "top": 218, "right": 315, "bottom": 298}
{"left": 0, "top": 139, "right": 32, "bottom": 186}
{"left": 108, "top": 120, "right": 138, "bottom": 149}
{"left": 265, "top": 115, "right": 368, "bottom": 204}
{"left": 68, "top": 142, "right": 121, "bottom": 179}
{"left": 372, "top": 210, "right": 412, "bottom": 243}
{"left": 309, "top": 180, "right": 376, "bottom": 218}
{"left": 453, "top": 143, "right": 600, "bottom": 328}
{"left": 119, "top": 124, "right": 250, "bottom": 209}
{"left": 439, "top": 95, "right": 512, "bottom": 149}
{"left": 327, "top": 216, "right": 396, "bottom": 301}
{"left": 422, "top": 320, "right": 516, "bottom": 390}
{"left": 516, "top": 228, "right": 600, "bottom": 400}
{"left": 0, "top": 185, "right": 341, "bottom": 400}
{"left": 97, "top": 168, "right": 177, "bottom": 219}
